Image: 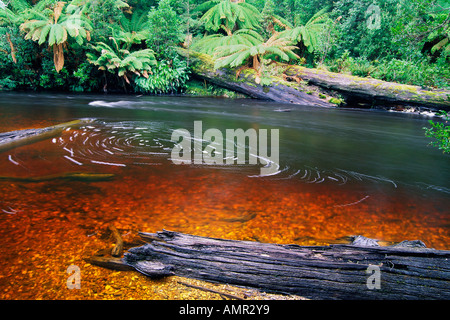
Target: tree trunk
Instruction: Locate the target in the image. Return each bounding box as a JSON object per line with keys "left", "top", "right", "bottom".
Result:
{"left": 179, "top": 49, "right": 450, "bottom": 110}
{"left": 284, "top": 65, "right": 450, "bottom": 110}
{"left": 177, "top": 49, "right": 334, "bottom": 107}
{"left": 117, "top": 230, "right": 450, "bottom": 300}
{"left": 5, "top": 33, "right": 17, "bottom": 64}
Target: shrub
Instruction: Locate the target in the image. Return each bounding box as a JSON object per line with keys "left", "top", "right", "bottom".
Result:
{"left": 424, "top": 111, "right": 450, "bottom": 154}
{"left": 133, "top": 57, "right": 189, "bottom": 94}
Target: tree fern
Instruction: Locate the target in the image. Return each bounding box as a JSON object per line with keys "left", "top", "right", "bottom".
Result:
{"left": 20, "top": 1, "right": 92, "bottom": 72}
{"left": 0, "top": 0, "right": 30, "bottom": 25}
{"left": 191, "top": 28, "right": 263, "bottom": 55}
{"left": 214, "top": 33, "right": 299, "bottom": 83}
{"left": 198, "top": 0, "right": 261, "bottom": 35}
{"left": 112, "top": 11, "right": 149, "bottom": 49}
{"left": 87, "top": 41, "right": 156, "bottom": 84}
{"left": 278, "top": 8, "right": 329, "bottom": 53}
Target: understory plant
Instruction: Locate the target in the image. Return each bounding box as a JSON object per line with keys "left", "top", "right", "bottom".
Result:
{"left": 424, "top": 110, "right": 450, "bottom": 154}
{"left": 133, "top": 57, "right": 189, "bottom": 94}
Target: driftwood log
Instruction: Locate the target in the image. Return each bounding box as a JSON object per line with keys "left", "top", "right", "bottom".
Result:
{"left": 88, "top": 230, "right": 450, "bottom": 300}
{"left": 0, "top": 118, "right": 94, "bottom": 153}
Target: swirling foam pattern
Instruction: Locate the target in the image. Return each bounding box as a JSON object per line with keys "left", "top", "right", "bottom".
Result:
{"left": 54, "top": 120, "right": 173, "bottom": 168}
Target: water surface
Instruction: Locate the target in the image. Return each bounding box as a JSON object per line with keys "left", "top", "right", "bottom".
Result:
{"left": 0, "top": 93, "right": 449, "bottom": 286}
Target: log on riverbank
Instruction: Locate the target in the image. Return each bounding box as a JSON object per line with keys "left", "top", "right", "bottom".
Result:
{"left": 284, "top": 65, "right": 450, "bottom": 110}
{"left": 0, "top": 118, "right": 95, "bottom": 153}
{"left": 181, "top": 48, "right": 450, "bottom": 110}
{"left": 179, "top": 49, "right": 334, "bottom": 108}
{"left": 89, "top": 230, "right": 450, "bottom": 300}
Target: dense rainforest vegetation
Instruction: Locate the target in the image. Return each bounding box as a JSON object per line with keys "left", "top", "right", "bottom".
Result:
{"left": 0, "top": 0, "right": 449, "bottom": 94}
{"left": 0, "top": 0, "right": 449, "bottom": 152}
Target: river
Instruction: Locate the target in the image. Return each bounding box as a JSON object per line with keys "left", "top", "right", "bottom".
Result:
{"left": 0, "top": 93, "right": 448, "bottom": 298}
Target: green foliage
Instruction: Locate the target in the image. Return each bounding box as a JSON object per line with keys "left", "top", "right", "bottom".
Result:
{"left": 0, "top": 0, "right": 30, "bottom": 26}
{"left": 0, "top": 0, "right": 448, "bottom": 93}
{"left": 113, "top": 11, "right": 149, "bottom": 49}
{"left": 371, "top": 58, "right": 450, "bottom": 88}
{"left": 72, "top": 61, "right": 102, "bottom": 92}
{"left": 185, "top": 78, "right": 245, "bottom": 97}
{"left": 191, "top": 28, "right": 263, "bottom": 55}
{"left": 86, "top": 41, "right": 156, "bottom": 82}
{"left": 74, "top": 0, "right": 129, "bottom": 43}
{"left": 427, "top": 10, "right": 450, "bottom": 58}
{"left": 214, "top": 32, "right": 299, "bottom": 84}
{"left": 20, "top": 1, "right": 93, "bottom": 72}
{"left": 147, "top": 0, "right": 183, "bottom": 56}
{"left": 330, "top": 0, "right": 399, "bottom": 60}
{"left": 424, "top": 111, "right": 450, "bottom": 154}
{"left": 38, "top": 52, "right": 71, "bottom": 88}
{"left": 133, "top": 57, "right": 189, "bottom": 94}
{"left": 196, "top": 0, "right": 261, "bottom": 35}
{"left": 214, "top": 33, "right": 298, "bottom": 69}
{"left": 278, "top": 8, "right": 330, "bottom": 54}
{"left": 0, "top": 76, "right": 18, "bottom": 90}
{"left": 326, "top": 50, "right": 450, "bottom": 88}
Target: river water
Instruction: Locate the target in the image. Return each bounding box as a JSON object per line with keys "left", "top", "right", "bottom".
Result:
{"left": 0, "top": 93, "right": 449, "bottom": 298}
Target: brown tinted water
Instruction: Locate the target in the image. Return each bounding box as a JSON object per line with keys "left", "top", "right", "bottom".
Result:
{"left": 0, "top": 93, "right": 448, "bottom": 299}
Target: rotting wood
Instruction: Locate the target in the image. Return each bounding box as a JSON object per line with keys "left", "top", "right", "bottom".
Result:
{"left": 108, "top": 224, "right": 124, "bottom": 257}
{"left": 283, "top": 65, "right": 450, "bottom": 110}
{"left": 0, "top": 118, "right": 95, "bottom": 154}
{"left": 111, "top": 230, "right": 450, "bottom": 300}
{"left": 84, "top": 256, "right": 135, "bottom": 271}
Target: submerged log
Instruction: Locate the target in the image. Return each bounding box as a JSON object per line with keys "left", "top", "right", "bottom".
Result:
{"left": 116, "top": 230, "right": 450, "bottom": 300}
{"left": 284, "top": 65, "right": 450, "bottom": 110}
{"left": 178, "top": 49, "right": 334, "bottom": 108}
{"left": 0, "top": 172, "right": 115, "bottom": 182}
{"left": 0, "top": 118, "right": 95, "bottom": 154}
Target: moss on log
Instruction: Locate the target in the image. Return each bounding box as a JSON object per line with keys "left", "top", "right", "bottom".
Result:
{"left": 180, "top": 48, "right": 450, "bottom": 109}
{"left": 179, "top": 49, "right": 334, "bottom": 107}
{"left": 284, "top": 65, "right": 450, "bottom": 110}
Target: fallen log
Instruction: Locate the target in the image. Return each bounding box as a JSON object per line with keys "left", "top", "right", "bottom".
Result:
{"left": 283, "top": 65, "right": 450, "bottom": 110}
{"left": 178, "top": 49, "right": 334, "bottom": 108}
{"left": 0, "top": 118, "right": 95, "bottom": 154}
{"left": 113, "top": 230, "right": 450, "bottom": 300}
{"left": 180, "top": 48, "right": 450, "bottom": 110}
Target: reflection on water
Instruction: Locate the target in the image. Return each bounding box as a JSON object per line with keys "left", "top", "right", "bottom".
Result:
{"left": 0, "top": 93, "right": 449, "bottom": 298}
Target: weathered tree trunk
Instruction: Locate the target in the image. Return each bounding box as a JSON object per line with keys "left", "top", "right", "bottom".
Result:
{"left": 180, "top": 48, "right": 450, "bottom": 110}
{"left": 119, "top": 230, "right": 450, "bottom": 300}
{"left": 178, "top": 49, "right": 334, "bottom": 107}
{"left": 0, "top": 118, "right": 94, "bottom": 154}
{"left": 283, "top": 65, "right": 450, "bottom": 110}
